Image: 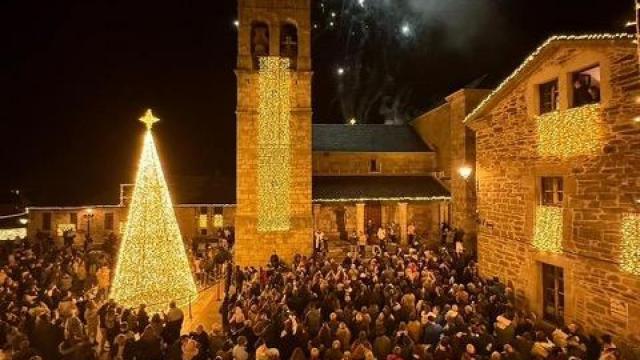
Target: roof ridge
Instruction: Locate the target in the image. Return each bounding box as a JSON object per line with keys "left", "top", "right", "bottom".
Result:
{"left": 464, "top": 32, "right": 635, "bottom": 123}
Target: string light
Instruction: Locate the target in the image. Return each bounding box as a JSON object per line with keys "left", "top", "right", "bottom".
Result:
{"left": 533, "top": 206, "right": 563, "bottom": 253}
{"left": 313, "top": 196, "right": 450, "bottom": 203}
{"left": 257, "top": 57, "right": 292, "bottom": 232}
{"left": 0, "top": 228, "right": 27, "bottom": 241}
{"left": 465, "top": 33, "right": 635, "bottom": 123}
{"left": 110, "top": 110, "right": 197, "bottom": 312}
{"left": 537, "top": 104, "right": 602, "bottom": 157}
{"left": 621, "top": 213, "right": 640, "bottom": 275}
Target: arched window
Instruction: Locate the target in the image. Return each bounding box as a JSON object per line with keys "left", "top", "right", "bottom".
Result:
{"left": 280, "top": 23, "right": 298, "bottom": 69}
{"left": 251, "top": 21, "right": 270, "bottom": 69}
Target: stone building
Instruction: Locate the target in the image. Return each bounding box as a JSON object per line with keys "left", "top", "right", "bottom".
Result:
{"left": 234, "top": 0, "right": 314, "bottom": 266}
{"left": 24, "top": 179, "right": 236, "bottom": 247}
{"left": 311, "top": 124, "right": 450, "bottom": 245}
{"left": 465, "top": 34, "right": 640, "bottom": 347}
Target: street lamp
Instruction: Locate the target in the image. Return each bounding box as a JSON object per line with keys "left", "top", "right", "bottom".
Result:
{"left": 84, "top": 208, "right": 95, "bottom": 239}
{"left": 458, "top": 165, "right": 473, "bottom": 181}
{"left": 18, "top": 218, "right": 28, "bottom": 225}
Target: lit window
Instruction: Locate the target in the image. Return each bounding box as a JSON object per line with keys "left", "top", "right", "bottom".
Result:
{"left": 541, "top": 177, "right": 563, "bottom": 206}
{"left": 572, "top": 65, "right": 601, "bottom": 108}
{"left": 369, "top": 159, "right": 381, "bottom": 173}
{"left": 539, "top": 79, "right": 559, "bottom": 114}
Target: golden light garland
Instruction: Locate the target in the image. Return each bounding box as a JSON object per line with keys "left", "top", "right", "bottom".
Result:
{"left": 621, "top": 213, "right": 640, "bottom": 275}
{"left": 257, "top": 57, "right": 291, "bottom": 232}
{"left": 313, "top": 196, "right": 451, "bottom": 203}
{"left": 465, "top": 33, "right": 634, "bottom": 123}
{"left": 213, "top": 214, "right": 224, "bottom": 228}
{"left": 537, "top": 104, "right": 602, "bottom": 157}
{"left": 110, "top": 110, "right": 197, "bottom": 312}
{"left": 533, "top": 206, "right": 563, "bottom": 253}
{"left": 0, "top": 228, "right": 27, "bottom": 241}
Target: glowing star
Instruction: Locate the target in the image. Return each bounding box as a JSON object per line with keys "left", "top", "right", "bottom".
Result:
{"left": 139, "top": 109, "right": 160, "bottom": 130}
{"left": 110, "top": 111, "right": 197, "bottom": 311}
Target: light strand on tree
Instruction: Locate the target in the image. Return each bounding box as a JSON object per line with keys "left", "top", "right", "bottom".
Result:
{"left": 110, "top": 110, "right": 197, "bottom": 311}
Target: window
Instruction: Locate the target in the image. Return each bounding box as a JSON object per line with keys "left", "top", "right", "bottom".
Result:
{"left": 572, "top": 65, "right": 601, "bottom": 108}
{"left": 199, "top": 207, "right": 208, "bottom": 215}
{"left": 200, "top": 229, "right": 208, "bottom": 236}
{"left": 104, "top": 213, "right": 114, "bottom": 231}
{"left": 280, "top": 23, "right": 298, "bottom": 69}
{"left": 69, "top": 212, "right": 78, "bottom": 227}
{"left": 42, "top": 213, "right": 52, "bottom": 231}
{"left": 542, "top": 263, "right": 565, "bottom": 325}
{"left": 541, "top": 177, "right": 563, "bottom": 206}
{"left": 369, "top": 159, "right": 381, "bottom": 173}
{"left": 539, "top": 79, "right": 559, "bottom": 114}
{"left": 251, "top": 21, "right": 270, "bottom": 70}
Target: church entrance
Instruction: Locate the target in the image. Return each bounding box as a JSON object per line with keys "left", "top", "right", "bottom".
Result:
{"left": 334, "top": 206, "right": 347, "bottom": 240}
{"left": 365, "top": 201, "right": 382, "bottom": 229}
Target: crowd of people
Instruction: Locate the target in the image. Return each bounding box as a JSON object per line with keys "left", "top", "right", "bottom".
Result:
{"left": 0, "top": 227, "right": 627, "bottom": 360}
{"left": 215, "top": 238, "right": 623, "bottom": 360}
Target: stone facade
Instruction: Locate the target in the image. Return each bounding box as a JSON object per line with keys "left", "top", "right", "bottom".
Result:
{"left": 412, "top": 89, "right": 490, "bottom": 239}
{"left": 467, "top": 39, "right": 640, "bottom": 348}
{"left": 313, "top": 152, "right": 437, "bottom": 176}
{"left": 26, "top": 205, "right": 235, "bottom": 246}
{"left": 235, "top": 0, "right": 313, "bottom": 266}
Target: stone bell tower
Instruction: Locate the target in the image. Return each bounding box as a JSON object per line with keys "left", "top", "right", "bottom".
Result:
{"left": 235, "top": 0, "right": 313, "bottom": 266}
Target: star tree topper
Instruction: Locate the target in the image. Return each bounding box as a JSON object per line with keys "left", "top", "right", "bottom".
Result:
{"left": 140, "top": 109, "right": 160, "bottom": 130}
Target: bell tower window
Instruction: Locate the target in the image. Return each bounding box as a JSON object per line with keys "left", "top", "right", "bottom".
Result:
{"left": 280, "top": 23, "right": 298, "bottom": 69}
{"left": 251, "top": 22, "right": 270, "bottom": 70}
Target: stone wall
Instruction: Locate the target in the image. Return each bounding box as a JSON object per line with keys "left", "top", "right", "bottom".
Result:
{"left": 235, "top": 0, "right": 313, "bottom": 266}
{"left": 27, "top": 205, "right": 236, "bottom": 246}
{"left": 313, "top": 152, "right": 437, "bottom": 176}
{"left": 470, "top": 43, "right": 640, "bottom": 347}
{"left": 412, "top": 103, "right": 452, "bottom": 177}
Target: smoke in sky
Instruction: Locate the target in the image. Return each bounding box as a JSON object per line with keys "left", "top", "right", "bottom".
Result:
{"left": 314, "top": 0, "right": 505, "bottom": 123}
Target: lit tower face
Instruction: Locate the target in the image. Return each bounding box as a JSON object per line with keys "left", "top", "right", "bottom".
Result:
{"left": 235, "top": 0, "right": 313, "bottom": 266}
{"left": 110, "top": 110, "right": 197, "bottom": 311}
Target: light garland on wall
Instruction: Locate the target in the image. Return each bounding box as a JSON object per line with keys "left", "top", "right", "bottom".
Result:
{"left": 313, "top": 196, "right": 451, "bottom": 203}
{"left": 533, "top": 206, "right": 563, "bottom": 253}
{"left": 621, "top": 213, "right": 640, "bottom": 275}
{"left": 537, "top": 104, "right": 602, "bottom": 157}
{"left": 213, "top": 214, "right": 224, "bottom": 228}
{"left": 257, "top": 57, "right": 292, "bottom": 232}
{"left": 110, "top": 110, "right": 197, "bottom": 312}
{"left": 464, "top": 33, "right": 635, "bottom": 123}
{"left": 0, "top": 228, "right": 27, "bottom": 241}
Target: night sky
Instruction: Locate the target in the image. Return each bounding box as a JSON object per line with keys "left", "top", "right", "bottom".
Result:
{"left": 0, "top": 0, "right": 633, "bottom": 205}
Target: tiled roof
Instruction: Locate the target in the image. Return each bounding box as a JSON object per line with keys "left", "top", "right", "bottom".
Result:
{"left": 312, "top": 124, "right": 432, "bottom": 153}
{"left": 312, "top": 176, "right": 450, "bottom": 202}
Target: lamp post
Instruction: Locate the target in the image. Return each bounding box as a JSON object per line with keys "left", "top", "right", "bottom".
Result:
{"left": 84, "top": 208, "right": 95, "bottom": 239}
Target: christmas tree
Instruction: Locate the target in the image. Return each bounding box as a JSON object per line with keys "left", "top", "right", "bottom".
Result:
{"left": 110, "top": 109, "right": 197, "bottom": 311}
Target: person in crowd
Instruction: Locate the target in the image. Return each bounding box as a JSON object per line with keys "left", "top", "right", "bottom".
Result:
{"left": 0, "top": 229, "right": 624, "bottom": 360}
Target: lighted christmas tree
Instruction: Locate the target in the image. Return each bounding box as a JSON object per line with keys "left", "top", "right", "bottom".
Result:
{"left": 110, "top": 109, "right": 197, "bottom": 311}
